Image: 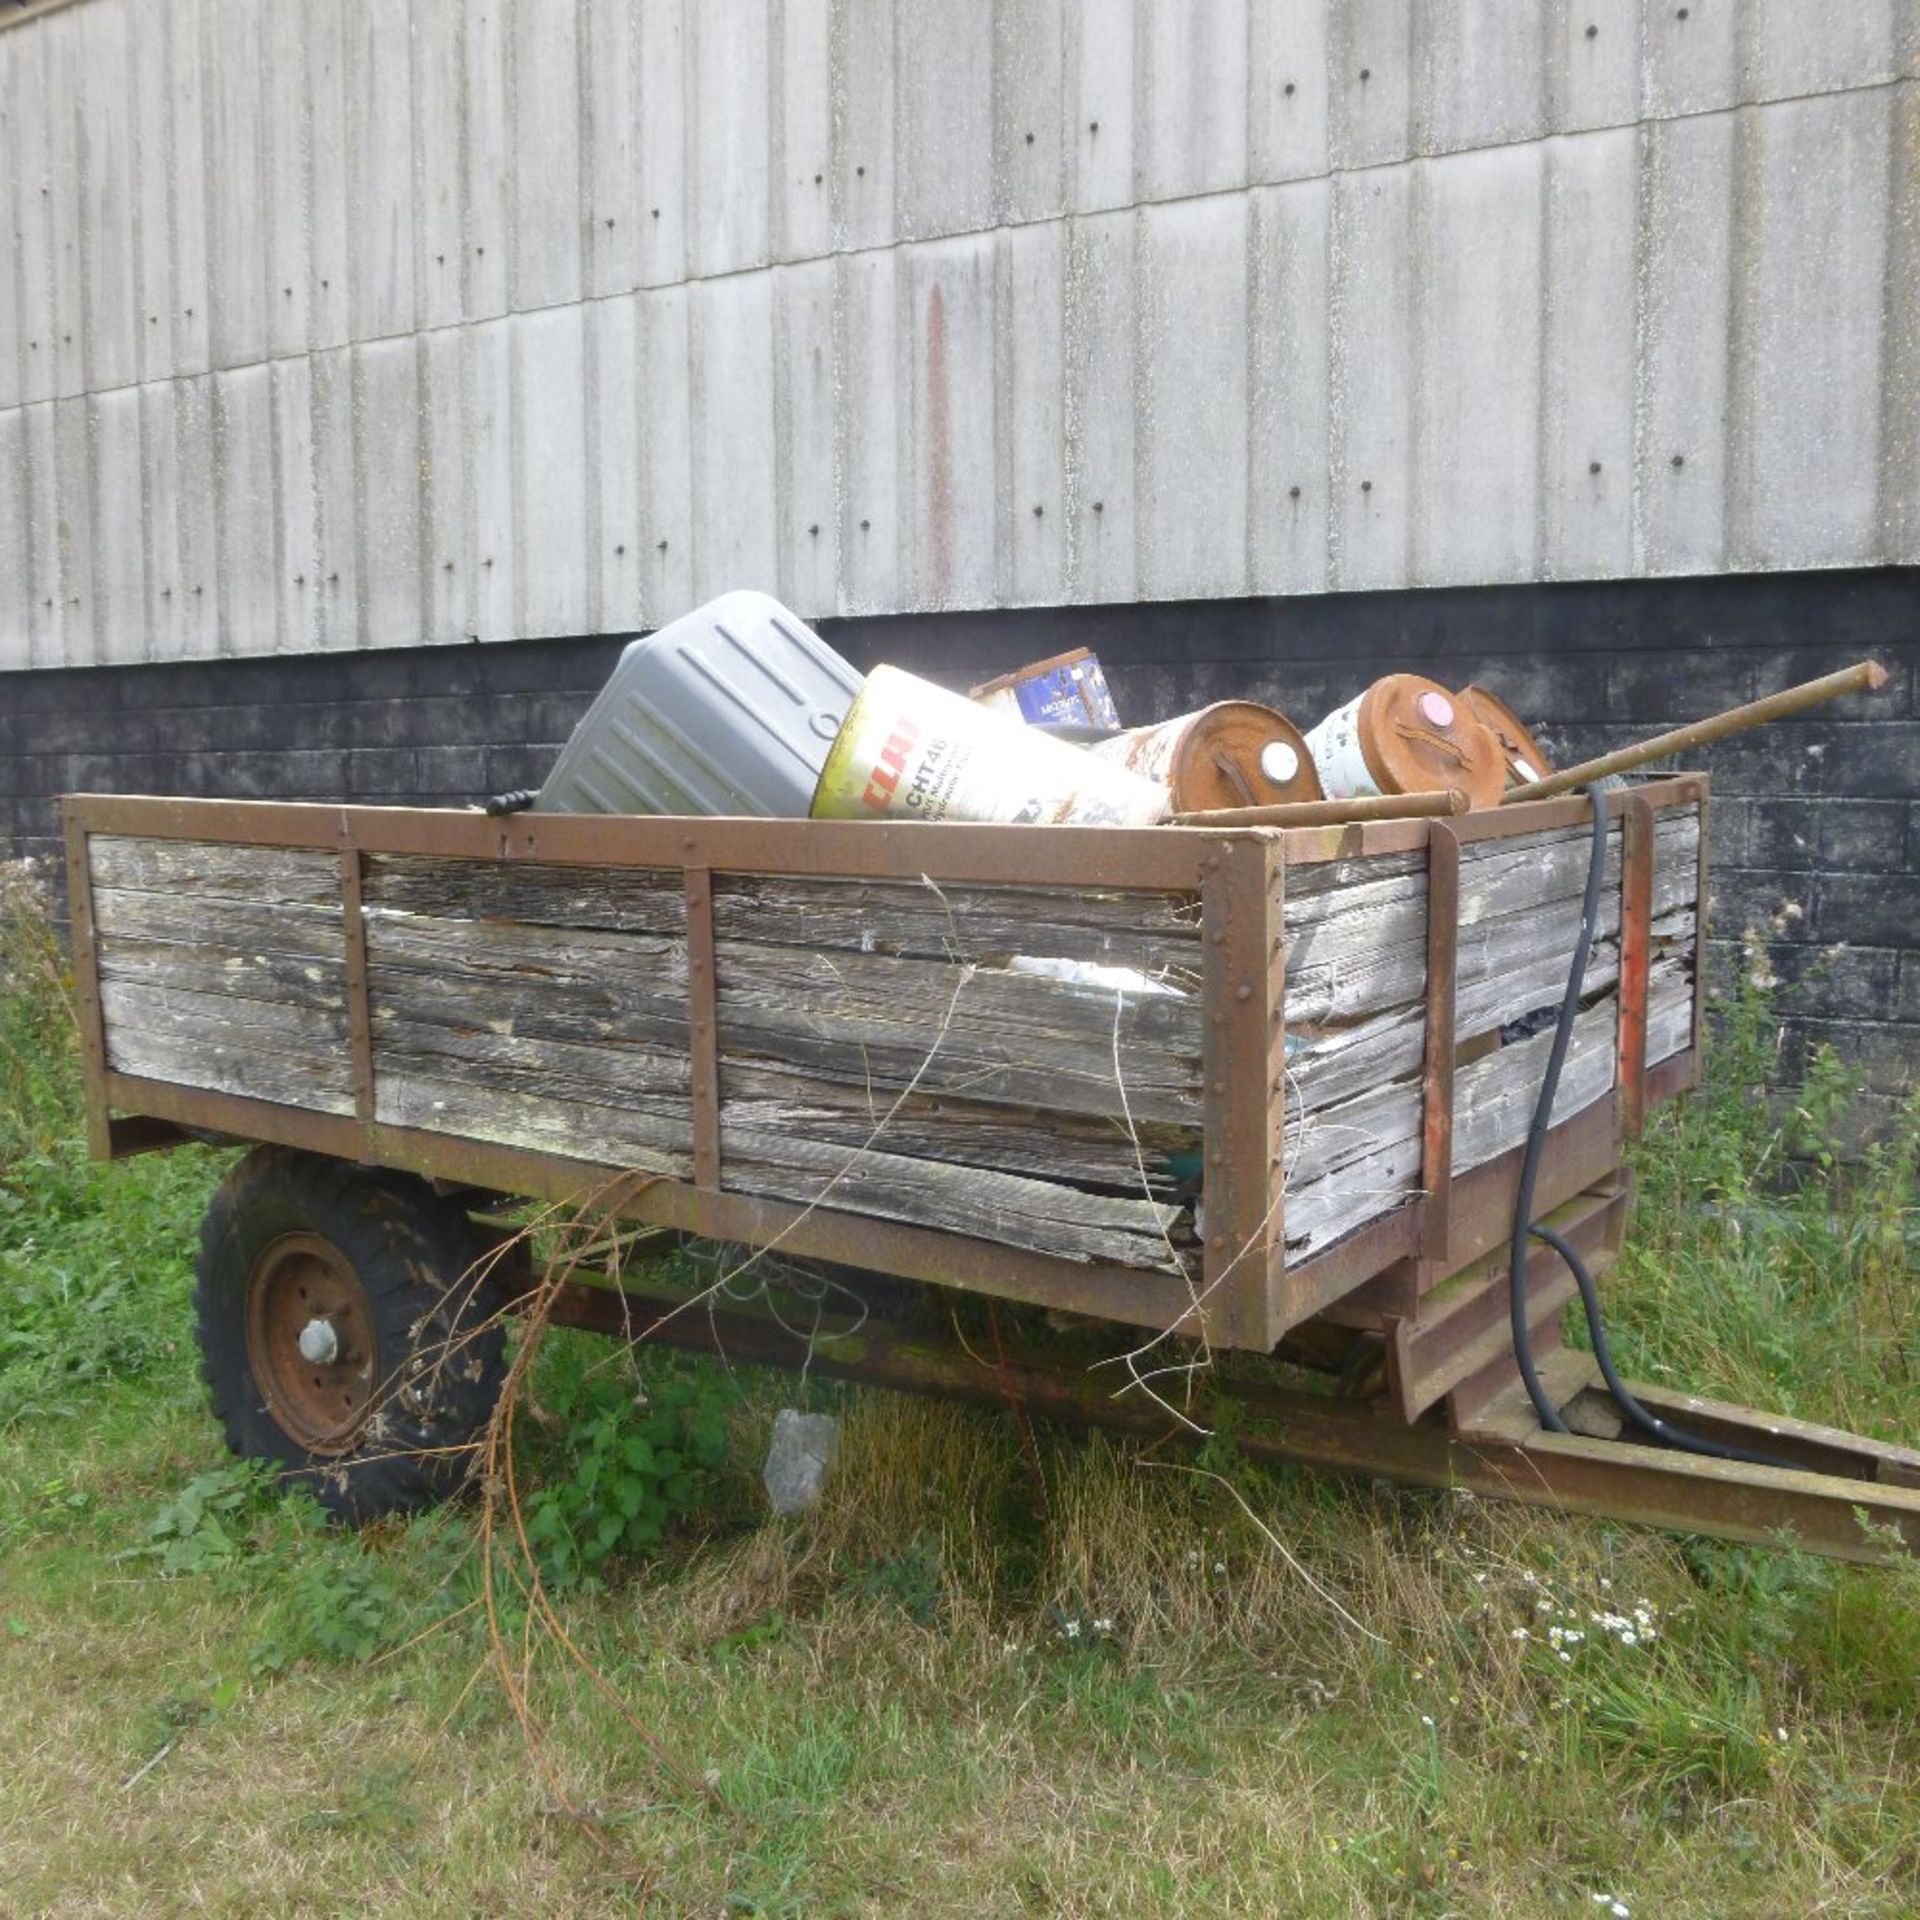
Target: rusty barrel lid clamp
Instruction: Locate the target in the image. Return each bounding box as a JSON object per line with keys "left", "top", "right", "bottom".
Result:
{"left": 1090, "top": 701, "right": 1324, "bottom": 813}
{"left": 1460, "top": 684, "right": 1556, "bottom": 789}
{"left": 1303, "top": 674, "right": 1508, "bottom": 811}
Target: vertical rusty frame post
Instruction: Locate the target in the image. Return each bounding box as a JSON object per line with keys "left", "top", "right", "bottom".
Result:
{"left": 1267, "top": 849, "right": 1289, "bottom": 1338}
{"left": 1689, "top": 777, "right": 1711, "bottom": 1088}
{"left": 338, "top": 848, "right": 377, "bottom": 1160}
{"left": 1616, "top": 793, "right": 1656, "bottom": 1140}
{"left": 683, "top": 866, "right": 722, "bottom": 1189}
{"left": 1419, "top": 821, "right": 1461, "bottom": 1265}
{"left": 1201, "top": 836, "right": 1282, "bottom": 1351}
{"left": 61, "top": 805, "right": 112, "bottom": 1160}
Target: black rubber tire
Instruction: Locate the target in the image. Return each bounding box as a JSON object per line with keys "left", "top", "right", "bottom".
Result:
{"left": 194, "top": 1146, "right": 508, "bottom": 1522}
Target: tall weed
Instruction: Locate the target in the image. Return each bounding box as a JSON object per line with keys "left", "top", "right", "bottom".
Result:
{"left": 1611, "top": 962, "right": 1918, "bottom": 1435}
{"left": 0, "top": 864, "right": 224, "bottom": 1422}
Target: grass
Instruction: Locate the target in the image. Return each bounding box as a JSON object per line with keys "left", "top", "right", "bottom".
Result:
{"left": 1, "top": 864, "right": 1917, "bottom": 1914}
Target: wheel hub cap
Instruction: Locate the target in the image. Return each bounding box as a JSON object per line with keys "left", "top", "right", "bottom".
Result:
{"left": 297, "top": 1317, "right": 340, "bottom": 1366}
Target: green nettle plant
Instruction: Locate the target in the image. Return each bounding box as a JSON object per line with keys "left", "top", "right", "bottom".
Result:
{"left": 519, "top": 1344, "right": 732, "bottom": 1592}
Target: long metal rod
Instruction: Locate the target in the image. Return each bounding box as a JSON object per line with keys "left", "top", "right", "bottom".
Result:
{"left": 540, "top": 1273, "right": 1920, "bottom": 1564}
{"left": 1173, "top": 789, "right": 1469, "bottom": 828}
{"left": 1503, "top": 661, "right": 1887, "bottom": 803}
{"left": 0, "top": 1, "right": 84, "bottom": 35}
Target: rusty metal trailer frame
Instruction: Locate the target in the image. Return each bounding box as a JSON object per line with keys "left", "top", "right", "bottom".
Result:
{"left": 60, "top": 784, "right": 1920, "bottom": 1563}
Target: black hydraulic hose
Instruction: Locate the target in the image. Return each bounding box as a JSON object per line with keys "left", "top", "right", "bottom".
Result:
{"left": 1527, "top": 1221, "right": 1796, "bottom": 1468}
{"left": 1507, "top": 781, "right": 1614, "bottom": 1435}
{"left": 1505, "top": 781, "right": 1801, "bottom": 1472}
{"left": 482, "top": 788, "right": 539, "bottom": 816}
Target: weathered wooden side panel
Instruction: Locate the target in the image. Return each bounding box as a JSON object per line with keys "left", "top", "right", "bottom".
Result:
{"left": 1278, "top": 802, "right": 1704, "bottom": 1257}
{"left": 355, "top": 853, "right": 1204, "bottom": 1274}
{"left": 86, "top": 837, "right": 353, "bottom": 1113}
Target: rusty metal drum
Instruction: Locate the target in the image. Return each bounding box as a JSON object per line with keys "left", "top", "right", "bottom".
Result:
{"left": 1302, "top": 674, "right": 1507, "bottom": 809}
{"left": 1090, "top": 702, "right": 1323, "bottom": 813}
{"left": 1459, "top": 685, "right": 1557, "bottom": 790}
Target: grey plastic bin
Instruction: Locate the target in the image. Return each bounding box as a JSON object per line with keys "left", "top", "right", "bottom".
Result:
{"left": 534, "top": 591, "right": 863, "bottom": 818}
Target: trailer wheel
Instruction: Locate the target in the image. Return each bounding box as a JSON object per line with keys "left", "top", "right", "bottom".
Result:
{"left": 194, "top": 1147, "right": 508, "bottom": 1522}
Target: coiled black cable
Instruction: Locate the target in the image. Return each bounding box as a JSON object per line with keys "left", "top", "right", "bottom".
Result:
{"left": 1507, "top": 780, "right": 1799, "bottom": 1472}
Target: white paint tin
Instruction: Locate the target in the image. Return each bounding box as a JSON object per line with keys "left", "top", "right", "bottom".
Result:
{"left": 1301, "top": 692, "right": 1383, "bottom": 799}
{"left": 1302, "top": 674, "right": 1507, "bottom": 808}
{"left": 812, "top": 665, "right": 1169, "bottom": 826}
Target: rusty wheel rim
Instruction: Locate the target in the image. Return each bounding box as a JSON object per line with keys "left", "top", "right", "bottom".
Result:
{"left": 243, "top": 1231, "right": 379, "bottom": 1454}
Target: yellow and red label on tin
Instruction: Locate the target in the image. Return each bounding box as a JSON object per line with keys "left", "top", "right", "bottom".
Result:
{"left": 812, "top": 666, "right": 1168, "bottom": 826}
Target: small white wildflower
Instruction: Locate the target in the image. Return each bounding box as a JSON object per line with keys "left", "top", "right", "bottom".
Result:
{"left": 1611, "top": 1904, "right": 1630, "bottom": 1918}
{"left": 1420, "top": 1713, "right": 1435, "bottom": 1728}
{"left": 1093, "top": 1617, "right": 1114, "bottom": 1634}
{"left": 1187, "top": 1550, "right": 1201, "bottom": 1567}
{"left": 1063, "top": 1619, "right": 1080, "bottom": 1639}
{"left": 1599, "top": 1577, "right": 1612, "bottom": 1591}
{"left": 1620, "top": 1631, "right": 1638, "bottom": 1648}
{"left": 1213, "top": 1561, "right": 1227, "bottom": 1576}
{"left": 1510, "top": 1627, "right": 1530, "bottom": 1642}
{"left": 1776, "top": 1725, "right": 1790, "bottom": 1744}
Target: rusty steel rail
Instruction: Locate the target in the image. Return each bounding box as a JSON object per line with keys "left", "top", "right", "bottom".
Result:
{"left": 540, "top": 1270, "right": 1920, "bottom": 1566}
{"left": 1171, "top": 789, "right": 1470, "bottom": 828}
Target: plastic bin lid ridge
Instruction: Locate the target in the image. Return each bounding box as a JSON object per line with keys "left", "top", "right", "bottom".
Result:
{"left": 681, "top": 642, "right": 846, "bottom": 773}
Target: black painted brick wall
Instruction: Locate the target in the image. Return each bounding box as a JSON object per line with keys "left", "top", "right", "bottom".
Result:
{"left": 3, "top": 567, "right": 1914, "bottom": 1119}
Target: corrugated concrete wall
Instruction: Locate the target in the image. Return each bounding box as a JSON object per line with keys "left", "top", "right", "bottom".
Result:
{"left": 0, "top": 0, "right": 1914, "bottom": 670}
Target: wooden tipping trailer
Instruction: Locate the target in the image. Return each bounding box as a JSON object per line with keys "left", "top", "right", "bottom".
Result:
{"left": 61, "top": 783, "right": 1920, "bottom": 1561}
